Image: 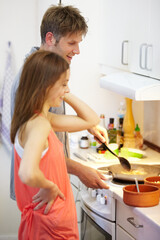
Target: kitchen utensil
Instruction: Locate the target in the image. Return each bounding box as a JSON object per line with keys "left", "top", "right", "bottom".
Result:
{"left": 101, "top": 142, "right": 131, "bottom": 171}
{"left": 134, "top": 178, "right": 140, "bottom": 192}
{"left": 123, "top": 184, "right": 160, "bottom": 207}
{"left": 73, "top": 152, "right": 87, "bottom": 161}
{"left": 98, "top": 164, "right": 160, "bottom": 182}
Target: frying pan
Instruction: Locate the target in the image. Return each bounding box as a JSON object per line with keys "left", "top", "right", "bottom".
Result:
{"left": 98, "top": 164, "right": 160, "bottom": 182}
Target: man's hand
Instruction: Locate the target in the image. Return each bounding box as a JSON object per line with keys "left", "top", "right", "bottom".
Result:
{"left": 77, "top": 165, "right": 109, "bottom": 189}
{"left": 88, "top": 125, "right": 108, "bottom": 145}
{"left": 67, "top": 157, "right": 109, "bottom": 190}
{"left": 32, "top": 183, "right": 65, "bottom": 214}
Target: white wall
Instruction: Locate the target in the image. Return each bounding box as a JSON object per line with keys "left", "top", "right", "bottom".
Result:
{"left": 0, "top": 0, "right": 38, "bottom": 87}
{"left": 144, "top": 101, "right": 160, "bottom": 147}
{"left": 0, "top": 145, "right": 20, "bottom": 239}
{"left": 0, "top": 0, "right": 38, "bottom": 237}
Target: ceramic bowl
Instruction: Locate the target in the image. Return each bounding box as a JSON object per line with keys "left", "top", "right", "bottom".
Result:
{"left": 123, "top": 184, "right": 160, "bottom": 207}
{"left": 144, "top": 176, "right": 160, "bottom": 189}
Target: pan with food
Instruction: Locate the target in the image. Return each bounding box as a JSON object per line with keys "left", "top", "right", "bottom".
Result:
{"left": 98, "top": 164, "right": 160, "bottom": 182}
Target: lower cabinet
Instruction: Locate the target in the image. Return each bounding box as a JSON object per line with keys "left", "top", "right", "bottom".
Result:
{"left": 116, "top": 201, "right": 160, "bottom": 240}
{"left": 70, "top": 175, "right": 82, "bottom": 238}
{"left": 116, "top": 225, "right": 135, "bottom": 240}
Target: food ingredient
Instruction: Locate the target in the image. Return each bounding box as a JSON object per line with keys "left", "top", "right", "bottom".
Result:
{"left": 121, "top": 169, "right": 147, "bottom": 175}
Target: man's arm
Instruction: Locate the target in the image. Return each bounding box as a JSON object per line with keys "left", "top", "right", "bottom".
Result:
{"left": 66, "top": 157, "right": 109, "bottom": 189}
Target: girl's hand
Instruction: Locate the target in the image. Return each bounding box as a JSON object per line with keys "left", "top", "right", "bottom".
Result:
{"left": 88, "top": 125, "right": 109, "bottom": 145}
{"left": 32, "top": 183, "right": 65, "bottom": 214}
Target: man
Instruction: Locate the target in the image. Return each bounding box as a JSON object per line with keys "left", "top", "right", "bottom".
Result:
{"left": 10, "top": 5, "right": 109, "bottom": 202}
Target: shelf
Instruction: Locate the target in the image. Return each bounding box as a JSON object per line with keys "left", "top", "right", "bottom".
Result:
{"left": 100, "top": 72, "right": 160, "bottom": 101}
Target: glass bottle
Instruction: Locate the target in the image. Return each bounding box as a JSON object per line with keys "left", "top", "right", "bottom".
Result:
{"left": 117, "top": 118, "right": 124, "bottom": 149}
{"left": 135, "top": 124, "right": 143, "bottom": 149}
{"left": 100, "top": 114, "right": 106, "bottom": 128}
{"left": 108, "top": 118, "right": 117, "bottom": 143}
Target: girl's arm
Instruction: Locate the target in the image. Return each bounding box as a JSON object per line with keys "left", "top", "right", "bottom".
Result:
{"left": 19, "top": 117, "right": 65, "bottom": 214}
{"left": 49, "top": 93, "right": 100, "bottom": 132}
{"left": 19, "top": 118, "right": 51, "bottom": 188}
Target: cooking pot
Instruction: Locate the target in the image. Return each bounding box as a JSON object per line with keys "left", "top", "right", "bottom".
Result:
{"left": 98, "top": 164, "right": 160, "bottom": 182}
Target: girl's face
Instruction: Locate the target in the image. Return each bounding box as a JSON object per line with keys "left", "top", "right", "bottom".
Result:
{"left": 46, "top": 69, "right": 70, "bottom": 108}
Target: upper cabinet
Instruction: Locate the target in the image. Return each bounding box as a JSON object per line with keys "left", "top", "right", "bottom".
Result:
{"left": 149, "top": 0, "right": 160, "bottom": 80}
{"left": 129, "top": 0, "right": 160, "bottom": 80}
{"left": 99, "top": 0, "right": 160, "bottom": 81}
{"left": 98, "top": 0, "right": 132, "bottom": 72}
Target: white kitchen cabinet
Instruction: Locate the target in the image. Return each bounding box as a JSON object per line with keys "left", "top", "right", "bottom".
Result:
{"left": 116, "top": 225, "right": 135, "bottom": 240}
{"left": 129, "top": 0, "right": 160, "bottom": 80}
{"left": 149, "top": 0, "right": 160, "bottom": 80}
{"left": 129, "top": 0, "right": 149, "bottom": 77}
{"left": 99, "top": 0, "right": 160, "bottom": 80}
{"left": 98, "top": 0, "right": 132, "bottom": 72}
{"left": 70, "top": 175, "right": 81, "bottom": 238}
{"left": 116, "top": 201, "right": 160, "bottom": 240}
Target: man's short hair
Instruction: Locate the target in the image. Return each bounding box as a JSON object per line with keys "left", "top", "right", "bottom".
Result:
{"left": 40, "top": 5, "right": 88, "bottom": 44}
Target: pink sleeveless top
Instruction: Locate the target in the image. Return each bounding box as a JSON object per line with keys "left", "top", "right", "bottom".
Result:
{"left": 14, "top": 129, "right": 79, "bottom": 240}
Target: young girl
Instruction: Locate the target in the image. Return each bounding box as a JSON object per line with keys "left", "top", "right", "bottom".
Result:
{"left": 10, "top": 50, "right": 100, "bottom": 240}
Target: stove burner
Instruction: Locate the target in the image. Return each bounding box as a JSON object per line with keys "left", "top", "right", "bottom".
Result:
{"left": 111, "top": 178, "right": 144, "bottom": 186}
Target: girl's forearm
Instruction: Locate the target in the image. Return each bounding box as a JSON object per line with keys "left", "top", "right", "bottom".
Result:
{"left": 19, "top": 167, "right": 54, "bottom": 189}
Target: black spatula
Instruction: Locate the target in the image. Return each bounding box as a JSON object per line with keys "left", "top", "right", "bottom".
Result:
{"left": 102, "top": 142, "right": 131, "bottom": 171}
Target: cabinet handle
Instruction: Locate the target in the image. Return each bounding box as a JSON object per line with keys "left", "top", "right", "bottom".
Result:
{"left": 121, "top": 40, "right": 128, "bottom": 65}
{"left": 127, "top": 217, "right": 143, "bottom": 228}
{"left": 145, "top": 44, "right": 153, "bottom": 71}
{"left": 139, "top": 43, "right": 147, "bottom": 69}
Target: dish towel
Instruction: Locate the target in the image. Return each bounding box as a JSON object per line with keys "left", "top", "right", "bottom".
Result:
{"left": 0, "top": 42, "right": 15, "bottom": 151}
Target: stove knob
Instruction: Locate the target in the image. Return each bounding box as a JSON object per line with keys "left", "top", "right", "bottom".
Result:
{"left": 88, "top": 188, "right": 91, "bottom": 196}
{"left": 96, "top": 194, "right": 101, "bottom": 202}
{"left": 91, "top": 189, "right": 96, "bottom": 198}
{"left": 100, "top": 196, "right": 105, "bottom": 205}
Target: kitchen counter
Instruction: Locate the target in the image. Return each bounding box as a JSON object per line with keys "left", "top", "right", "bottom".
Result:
{"left": 114, "top": 187, "right": 160, "bottom": 233}
{"left": 71, "top": 144, "right": 160, "bottom": 167}
{"left": 70, "top": 144, "right": 160, "bottom": 236}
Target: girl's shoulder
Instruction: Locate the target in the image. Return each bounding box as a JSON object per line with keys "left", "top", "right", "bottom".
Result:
{"left": 18, "top": 115, "right": 52, "bottom": 148}
{"left": 21, "top": 115, "right": 52, "bottom": 141}
{"left": 28, "top": 114, "right": 52, "bottom": 132}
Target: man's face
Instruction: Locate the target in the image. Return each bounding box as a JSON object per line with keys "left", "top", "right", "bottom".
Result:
{"left": 51, "top": 32, "right": 83, "bottom": 64}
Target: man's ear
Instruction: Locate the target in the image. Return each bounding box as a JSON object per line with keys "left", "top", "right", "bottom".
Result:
{"left": 45, "top": 32, "right": 56, "bottom": 46}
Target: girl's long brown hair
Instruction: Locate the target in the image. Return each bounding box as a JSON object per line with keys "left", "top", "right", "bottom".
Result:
{"left": 10, "top": 50, "right": 69, "bottom": 143}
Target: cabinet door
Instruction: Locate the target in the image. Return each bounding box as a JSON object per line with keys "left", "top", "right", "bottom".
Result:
{"left": 98, "top": 0, "right": 132, "bottom": 71}
{"left": 71, "top": 183, "right": 81, "bottom": 238}
{"left": 116, "top": 225, "right": 135, "bottom": 240}
{"left": 149, "top": 0, "right": 160, "bottom": 80}
{"left": 129, "top": 0, "right": 150, "bottom": 76}
{"left": 116, "top": 201, "right": 160, "bottom": 240}
{"left": 129, "top": 0, "right": 160, "bottom": 80}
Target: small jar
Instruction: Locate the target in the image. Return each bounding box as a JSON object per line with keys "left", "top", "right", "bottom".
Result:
{"left": 80, "top": 134, "right": 89, "bottom": 149}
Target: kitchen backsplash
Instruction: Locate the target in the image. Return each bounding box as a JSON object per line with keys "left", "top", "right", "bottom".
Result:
{"left": 144, "top": 101, "right": 160, "bottom": 148}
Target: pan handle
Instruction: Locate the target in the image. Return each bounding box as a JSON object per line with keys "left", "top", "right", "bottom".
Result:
{"left": 98, "top": 170, "right": 113, "bottom": 179}
{"left": 98, "top": 170, "right": 112, "bottom": 175}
